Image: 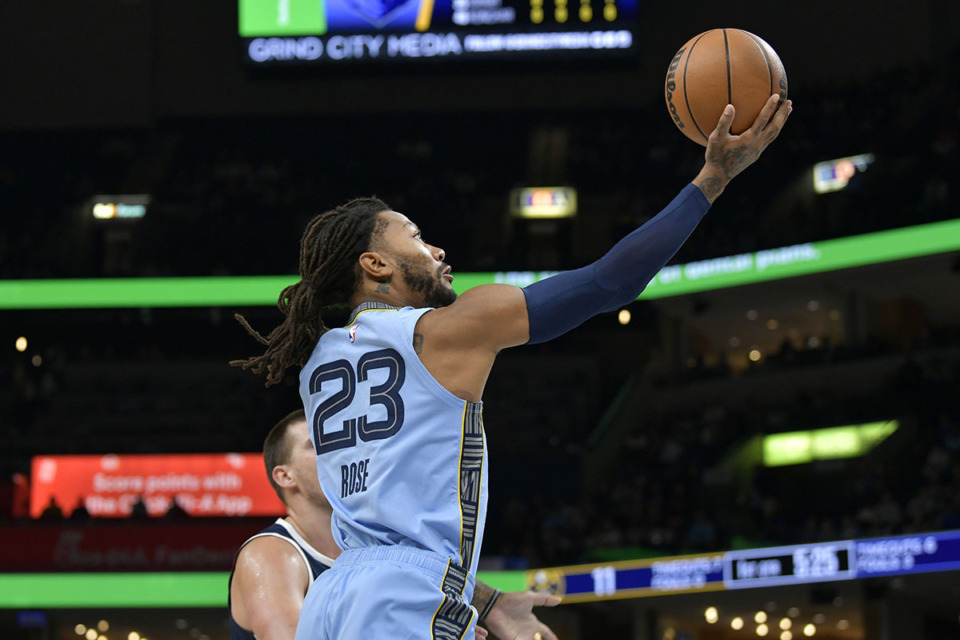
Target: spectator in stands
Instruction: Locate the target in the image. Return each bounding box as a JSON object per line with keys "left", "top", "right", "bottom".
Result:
{"left": 130, "top": 495, "right": 149, "bottom": 519}
{"left": 40, "top": 496, "right": 63, "bottom": 520}
{"left": 164, "top": 496, "right": 189, "bottom": 519}
{"left": 68, "top": 497, "right": 90, "bottom": 522}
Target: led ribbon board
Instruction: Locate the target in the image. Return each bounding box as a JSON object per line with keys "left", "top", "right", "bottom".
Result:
{"left": 0, "top": 571, "right": 525, "bottom": 608}
{"left": 1, "top": 218, "right": 958, "bottom": 309}
{"left": 524, "top": 529, "right": 960, "bottom": 604}
{"left": 2, "top": 531, "right": 957, "bottom": 607}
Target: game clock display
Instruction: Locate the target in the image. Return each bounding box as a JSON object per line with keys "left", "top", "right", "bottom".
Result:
{"left": 239, "top": 0, "right": 638, "bottom": 64}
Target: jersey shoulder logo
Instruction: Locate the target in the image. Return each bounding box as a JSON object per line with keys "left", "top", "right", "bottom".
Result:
{"left": 349, "top": 324, "right": 359, "bottom": 343}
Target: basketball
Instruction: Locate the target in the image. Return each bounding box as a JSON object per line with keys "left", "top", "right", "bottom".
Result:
{"left": 664, "top": 28, "right": 788, "bottom": 146}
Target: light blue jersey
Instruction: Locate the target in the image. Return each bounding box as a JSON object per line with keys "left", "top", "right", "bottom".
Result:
{"left": 296, "top": 302, "right": 487, "bottom": 639}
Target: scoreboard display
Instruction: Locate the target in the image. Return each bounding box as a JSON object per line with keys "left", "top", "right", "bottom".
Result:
{"left": 239, "top": 0, "right": 638, "bottom": 64}
{"left": 526, "top": 530, "right": 960, "bottom": 603}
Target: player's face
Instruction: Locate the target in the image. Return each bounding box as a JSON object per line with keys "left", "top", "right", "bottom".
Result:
{"left": 377, "top": 210, "right": 457, "bottom": 308}
{"left": 286, "top": 419, "right": 330, "bottom": 510}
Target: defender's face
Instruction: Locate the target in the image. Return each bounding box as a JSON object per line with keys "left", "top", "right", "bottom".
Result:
{"left": 286, "top": 419, "right": 330, "bottom": 509}
{"left": 376, "top": 210, "right": 457, "bottom": 308}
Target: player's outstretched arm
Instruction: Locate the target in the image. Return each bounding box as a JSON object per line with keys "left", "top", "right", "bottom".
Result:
{"left": 230, "top": 537, "right": 312, "bottom": 640}
{"left": 417, "top": 95, "right": 792, "bottom": 396}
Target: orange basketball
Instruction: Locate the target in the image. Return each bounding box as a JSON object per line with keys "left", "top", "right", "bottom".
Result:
{"left": 664, "top": 28, "right": 788, "bottom": 146}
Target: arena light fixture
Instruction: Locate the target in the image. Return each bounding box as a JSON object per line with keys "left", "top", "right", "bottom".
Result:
{"left": 763, "top": 420, "right": 898, "bottom": 467}
{"left": 89, "top": 195, "right": 151, "bottom": 220}
{"left": 510, "top": 187, "right": 577, "bottom": 218}
{"left": 813, "top": 154, "right": 874, "bottom": 194}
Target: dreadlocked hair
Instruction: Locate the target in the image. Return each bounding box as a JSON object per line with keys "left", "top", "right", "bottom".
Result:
{"left": 231, "top": 197, "right": 390, "bottom": 386}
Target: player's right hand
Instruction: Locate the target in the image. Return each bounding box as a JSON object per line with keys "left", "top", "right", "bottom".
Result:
{"left": 693, "top": 94, "right": 793, "bottom": 202}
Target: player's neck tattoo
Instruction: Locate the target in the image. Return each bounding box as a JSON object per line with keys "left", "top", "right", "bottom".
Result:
{"left": 413, "top": 333, "right": 424, "bottom": 353}
{"left": 375, "top": 283, "right": 390, "bottom": 294}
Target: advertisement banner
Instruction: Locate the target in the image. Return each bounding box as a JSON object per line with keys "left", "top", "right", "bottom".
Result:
{"left": 30, "top": 454, "right": 285, "bottom": 519}
{"left": 3, "top": 218, "right": 960, "bottom": 309}
{"left": 0, "top": 522, "right": 272, "bottom": 572}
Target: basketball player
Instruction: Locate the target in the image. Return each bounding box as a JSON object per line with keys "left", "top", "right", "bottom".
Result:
{"left": 233, "top": 96, "right": 792, "bottom": 640}
{"left": 229, "top": 409, "right": 561, "bottom": 640}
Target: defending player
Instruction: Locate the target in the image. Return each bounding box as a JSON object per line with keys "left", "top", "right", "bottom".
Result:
{"left": 234, "top": 97, "right": 792, "bottom": 639}
{"left": 229, "top": 410, "right": 560, "bottom": 640}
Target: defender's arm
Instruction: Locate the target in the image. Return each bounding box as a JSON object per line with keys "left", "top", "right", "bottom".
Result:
{"left": 230, "top": 537, "right": 312, "bottom": 640}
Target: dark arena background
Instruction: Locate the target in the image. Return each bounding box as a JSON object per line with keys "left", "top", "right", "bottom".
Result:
{"left": 2, "top": 0, "right": 960, "bottom": 638}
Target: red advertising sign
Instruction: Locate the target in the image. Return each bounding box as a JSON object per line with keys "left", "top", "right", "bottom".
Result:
{"left": 30, "top": 454, "right": 285, "bottom": 518}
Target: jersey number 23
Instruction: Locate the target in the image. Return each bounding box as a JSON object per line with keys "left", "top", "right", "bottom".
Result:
{"left": 308, "top": 348, "right": 406, "bottom": 455}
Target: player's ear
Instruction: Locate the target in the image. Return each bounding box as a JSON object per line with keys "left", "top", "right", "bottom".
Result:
{"left": 358, "top": 251, "right": 393, "bottom": 281}
{"left": 272, "top": 465, "right": 295, "bottom": 491}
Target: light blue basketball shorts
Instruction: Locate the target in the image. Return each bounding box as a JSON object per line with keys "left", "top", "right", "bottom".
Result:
{"left": 294, "top": 545, "right": 478, "bottom": 640}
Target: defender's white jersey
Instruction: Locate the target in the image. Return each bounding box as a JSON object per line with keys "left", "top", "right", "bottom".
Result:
{"left": 299, "top": 302, "right": 488, "bottom": 574}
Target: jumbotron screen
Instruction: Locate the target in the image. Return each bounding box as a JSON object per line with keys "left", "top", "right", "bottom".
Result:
{"left": 239, "top": 0, "right": 638, "bottom": 64}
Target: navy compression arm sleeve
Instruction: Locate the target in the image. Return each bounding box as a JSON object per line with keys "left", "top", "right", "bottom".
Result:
{"left": 522, "top": 183, "right": 711, "bottom": 344}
